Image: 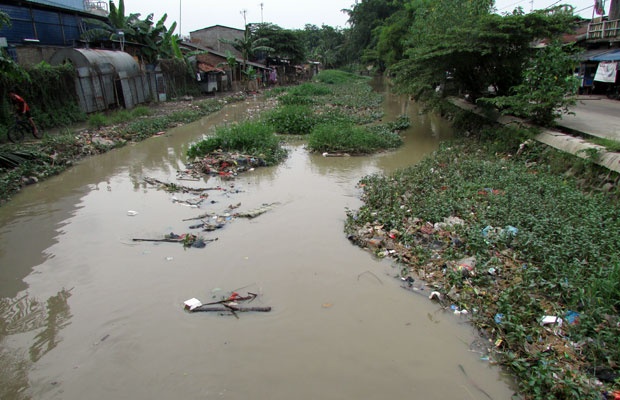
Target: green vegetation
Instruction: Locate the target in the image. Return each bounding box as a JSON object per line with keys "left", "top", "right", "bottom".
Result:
{"left": 264, "top": 105, "right": 318, "bottom": 135}
{"left": 344, "top": 0, "right": 578, "bottom": 126}
{"left": 308, "top": 121, "right": 402, "bottom": 154}
{"left": 0, "top": 95, "right": 243, "bottom": 205}
{"left": 187, "top": 69, "right": 404, "bottom": 164}
{"left": 0, "top": 62, "right": 86, "bottom": 133}
{"left": 87, "top": 106, "right": 152, "bottom": 129}
{"left": 590, "top": 136, "right": 620, "bottom": 152}
{"left": 479, "top": 41, "right": 580, "bottom": 126}
{"left": 346, "top": 132, "right": 620, "bottom": 399}
{"left": 187, "top": 121, "right": 286, "bottom": 166}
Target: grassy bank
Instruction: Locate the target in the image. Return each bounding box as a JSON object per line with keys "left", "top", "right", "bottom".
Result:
{"left": 346, "top": 133, "right": 620, "bottom": 399}
{"left": 0, "top": 94, "right": 247, "bottom": 205}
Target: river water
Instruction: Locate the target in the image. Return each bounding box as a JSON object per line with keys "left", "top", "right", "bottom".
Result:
{"left": 0, "top": 81, "right": 515, "bottom": 399}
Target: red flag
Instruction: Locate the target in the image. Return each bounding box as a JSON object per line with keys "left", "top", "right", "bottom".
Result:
{"left": 595, "top": 0, "right": 605, "bottom": 15}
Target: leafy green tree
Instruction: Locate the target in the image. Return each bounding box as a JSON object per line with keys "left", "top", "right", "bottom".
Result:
{"left": 251, "top": 23, "right": 305, "bottom": 64}
{"left": 362, "top": 4, "right": 414, "bottom": 70}
{"left": 81, "top": 0, "right": 141, "bottom": 43}
{"left": 81, "top": 0, "right": 180, "bottom": 64}
{"left": 480, "top": 41, "right": 580, "bottom": 126}
{"left": 392, "top": 1, "right": 576, "bottom": 103}
{"left": 297, "top": 24, "right": 347, "bottom": 68}
{"left": 343, "top": 0, "right": 406, "bottom": 61}
{"left": 219, "top": 25, "right": 274, "bottom": 77}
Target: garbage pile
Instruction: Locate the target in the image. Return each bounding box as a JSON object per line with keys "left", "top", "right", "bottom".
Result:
{"left": 189, "top": 151, "right": 267, "bottom": 179}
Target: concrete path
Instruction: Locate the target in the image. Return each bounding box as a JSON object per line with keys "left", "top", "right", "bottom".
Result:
{"left": 558, "top": 96, "right": 620, "bottom": 141}
{"left": 449, "top": 97, "right": 620, "bottom": 174}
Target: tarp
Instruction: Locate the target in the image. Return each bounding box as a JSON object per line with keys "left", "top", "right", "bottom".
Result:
{"left": 594, "top": 62, "right": 618, "bottom": 83}
{"left": 592, "top": 49, "right": 620, "bottom": 61}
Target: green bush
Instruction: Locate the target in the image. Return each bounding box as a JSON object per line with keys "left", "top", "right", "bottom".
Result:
{"left": 278, "top": 93, "right": 315, "bottom": 106}
{"left": 288, "top": 83, "right": 332, "bottom": 96}
{"left": 87, "top": 113, "right": 108, "bottom": 129}
{"left": 187, "top": 121, "right": 286, "bottom": 165}
{"left": 307, "top": 122, "right": 402, "bottom": 154}
{"left": 265, "top": 105, "right": 318, "bottom": 135}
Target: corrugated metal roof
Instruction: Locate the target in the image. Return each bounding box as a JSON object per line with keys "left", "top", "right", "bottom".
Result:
{"left": 577, "top": 48, "right": 615, "bottom": 61}
{"left": 197, "top": 63, "right": 224, "bottom": 73}
{"left": 592, "top": 49, "right": 620, "bottom": 61}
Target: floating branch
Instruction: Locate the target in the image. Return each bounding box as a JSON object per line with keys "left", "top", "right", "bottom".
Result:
{"left": 192, "top": 306, "right": 272, "bottom": 312}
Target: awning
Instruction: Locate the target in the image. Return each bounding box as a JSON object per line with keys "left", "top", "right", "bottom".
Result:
{"left": 197, "top": 63, "right": 224, "bottom": 73}
{"left": 592, "top": 49, "right": 620, "bottom": 61}
{"left": 577, "top": 48, "right": 615, "bottom": 61}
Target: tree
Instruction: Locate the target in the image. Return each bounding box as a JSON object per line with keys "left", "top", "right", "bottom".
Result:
{"left": 81, "top": 0, "right": 180, "bottom": 64}
{"left": 391, "top": 1, "right": 576, "bottom": 103}
{"left": 479, "top": 41, "right": 580, "bottom": 126}
{"left": 251, "top": 23, "right": 305, "bottom": 64}
{"left": 343, "top": 0, "right": 406, "bottom": 61}
{"left": 297, "top": 24, "right": 347, "bottom": 68}
{"left": 219, "top": 25, "right": 274, "bottom": 77}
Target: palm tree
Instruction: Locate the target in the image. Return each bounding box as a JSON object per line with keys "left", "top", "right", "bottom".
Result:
{"left": 219, "top": 25, "right": 273, "bottom": 87}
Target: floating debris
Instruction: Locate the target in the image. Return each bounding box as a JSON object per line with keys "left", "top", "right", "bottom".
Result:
{"left": 132, "top": 233, "right": 217, "bottom": 248}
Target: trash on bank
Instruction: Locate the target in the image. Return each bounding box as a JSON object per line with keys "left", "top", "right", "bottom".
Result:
{"left": 565, "top": 310, "right": 580, "bottom": 325}
{"left": 190, "top": 151, "right": 267, "bottom": 179}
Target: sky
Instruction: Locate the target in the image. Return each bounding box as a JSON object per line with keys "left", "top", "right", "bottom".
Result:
{"left": 125, "top": 0, "right": 608, "bottom": 36}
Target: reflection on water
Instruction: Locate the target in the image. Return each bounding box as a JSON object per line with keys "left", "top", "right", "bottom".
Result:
{"left": 0, "top": 289, "right": 72, "bottom": 399}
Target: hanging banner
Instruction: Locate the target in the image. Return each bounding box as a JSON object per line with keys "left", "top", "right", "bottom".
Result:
{"left": 594, "top": 61, "right": 617, "bottom": 83}
{"left": 595, "top": 0, "right": 605, "bottom": 15}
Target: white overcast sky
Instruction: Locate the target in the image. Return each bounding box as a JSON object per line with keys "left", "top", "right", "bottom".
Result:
{"left": 125, "top": 0, "right": 606, "bottom": 35}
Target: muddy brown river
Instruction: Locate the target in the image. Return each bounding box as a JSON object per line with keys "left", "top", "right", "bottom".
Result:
{"left": 0, "top": 81, "right": 516, "bottom": 399}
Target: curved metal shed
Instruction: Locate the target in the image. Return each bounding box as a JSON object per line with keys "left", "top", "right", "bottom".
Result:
{"left": 50, "top": 48, "right": 151, "bottom": 113}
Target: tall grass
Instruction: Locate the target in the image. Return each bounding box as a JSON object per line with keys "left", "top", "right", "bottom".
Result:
{"left": 187, "top": 121, "right": 286, "bottom": 165}
{"left": 307, "top": 122, "right": 402, "bottom": 154}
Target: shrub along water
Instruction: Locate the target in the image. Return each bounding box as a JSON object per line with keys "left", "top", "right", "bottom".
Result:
{"left": 187, "top": 121, "right": 287, "bottom": 166}
{"left": 308, "top": 122, "right": 403, "bottom": 154}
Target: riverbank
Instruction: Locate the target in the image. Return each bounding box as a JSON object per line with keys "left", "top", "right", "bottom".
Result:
{"left": 0, "top": 92, "right": 254, "bottom": 205}
{"left": 346, "top": 137, "right": 620, "bottom": 399}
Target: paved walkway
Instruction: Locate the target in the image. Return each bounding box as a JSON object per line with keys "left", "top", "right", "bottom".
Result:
{"left": 449, "top": 96, "right": 620, "bottom": 173}
{"left": 557, "top": 96, "right": 620, "bottom": 141}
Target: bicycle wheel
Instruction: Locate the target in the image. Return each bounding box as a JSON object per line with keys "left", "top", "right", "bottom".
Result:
{"left": 31, "top": 123, "right": 43, "bottom": 139}
{"left": 7, "top": 123, "right": 25, "bottom": 143}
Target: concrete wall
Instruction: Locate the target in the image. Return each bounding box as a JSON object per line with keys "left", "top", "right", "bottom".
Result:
{"left": 190, "top": 25, "right": 243, "bottom": 58}
{"left": 14, "top": 45, "right": 62, "bottom": 66}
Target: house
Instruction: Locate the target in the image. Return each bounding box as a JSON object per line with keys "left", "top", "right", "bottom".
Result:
{"left": 189, "top": 25, "right": 244, "bottom": 59}
{"left": 181, "top": 41, "right": 270, "bottom": 93}
{"left": 0, "top": 0, "right": 109, "bottom": 65}
{"left": 578, "top": 0, "right": 620, "bottom": 95}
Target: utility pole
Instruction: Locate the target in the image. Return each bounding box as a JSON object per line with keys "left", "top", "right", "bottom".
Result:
{"left": 240, "top": 9, "right": 247, "bottom": 27}
{"left": 179, "top": 0, "right": 182, "bottom": 36}
{"left": 260, "top": 2, "right": 264, "bottom": 23}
